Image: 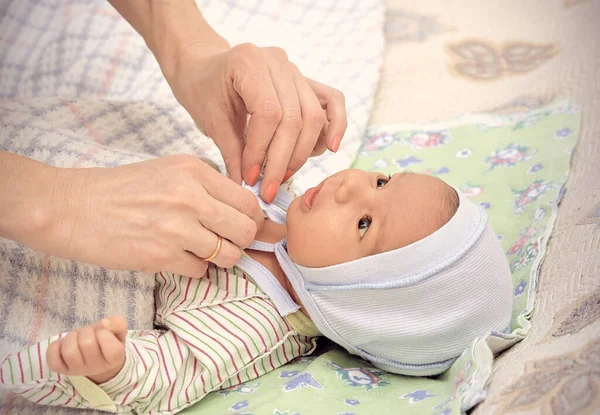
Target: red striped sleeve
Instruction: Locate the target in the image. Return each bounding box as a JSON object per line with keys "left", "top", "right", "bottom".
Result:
{"left": 173, "top": 278, "right": 193, "bottom": 311}
{"left": 218, "top": 304, "right": 268, "bottom": 352}
{"left": 35, "top": 385, "right": 56, "bottom": 404}
{"left": 37, "top": 342, "right": 43, "bottom": 379}
{"left": 17, "top": 352, "right": 24, "bottom": 383}
{"left": 181, "top": 339, "right": 223, "bottom": 384}
{"left": 156, "top": 339, "right": 172, "bottom": 386}
{"left": 244, "top": 301, "right": 282, "bottom": 342}
{"left": 196, "top": 309, "right": 253, "bottom": 359}
{"left": 0, "top": 355, "right": 6, "bottom": 384}
{"left": 173, "top": 314, "right": 238, "bottom": 372}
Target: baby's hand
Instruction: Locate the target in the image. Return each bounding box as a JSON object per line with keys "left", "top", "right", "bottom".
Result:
{"left": 47, "top": 316, "right": 128, "bottom": 384}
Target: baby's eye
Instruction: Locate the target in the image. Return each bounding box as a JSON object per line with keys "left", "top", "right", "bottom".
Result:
{"left": 358, "top": 215, "right": 372, "bottom": 238}
{"left": 376, "top": 175, "right": 390, "bottom": 188}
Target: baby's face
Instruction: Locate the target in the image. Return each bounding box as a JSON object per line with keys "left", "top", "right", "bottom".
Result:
{"left": 286, "top": 169, "right": 456, "bottom": 268}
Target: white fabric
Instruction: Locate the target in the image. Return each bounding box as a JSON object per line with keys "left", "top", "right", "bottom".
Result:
{"left": 238, "top": 181, "right": 301, "bottom": 316}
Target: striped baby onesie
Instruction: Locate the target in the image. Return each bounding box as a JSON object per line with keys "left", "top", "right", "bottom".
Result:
{"left": 0, "top": 264, "right": 318, "bottom": 414}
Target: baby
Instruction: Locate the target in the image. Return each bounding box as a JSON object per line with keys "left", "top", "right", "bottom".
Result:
{"left": 0, "top": 169, "right": 513, "bottom": 414}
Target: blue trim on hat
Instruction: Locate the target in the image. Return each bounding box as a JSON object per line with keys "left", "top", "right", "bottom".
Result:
{"left": 357, "top": 348, "right": 458, "bottom": 374}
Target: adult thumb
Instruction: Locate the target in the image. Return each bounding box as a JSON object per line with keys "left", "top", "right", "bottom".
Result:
{"left": 211, "top": 117, "right": 246, "bottom": 184}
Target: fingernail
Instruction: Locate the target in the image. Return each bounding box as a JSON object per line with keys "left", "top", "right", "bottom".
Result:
{"left": 264, "top": 181, "right": 278, "bottom": 203}
{"left": 283, "top": 169, "right": 294, "bottom": 182}
{"left": 247, "top": 164, "right": 261, "bottom": 186}
{"left": 331, "top": 135, "right": 342, "bottom": 152}
{"left": 101, "top": 318, "right": 110, "bottom": 328}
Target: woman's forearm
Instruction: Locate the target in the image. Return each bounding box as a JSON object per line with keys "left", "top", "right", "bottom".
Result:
{"left": 0, "top": 151, "right": 60, "bottom": 247}
{"left": 107, "top": 0, "right": 230, "bottom": 77}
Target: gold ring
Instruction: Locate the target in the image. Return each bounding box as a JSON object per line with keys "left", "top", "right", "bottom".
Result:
{"left": 200, "top": 236, "right": 222, "bottom": 262}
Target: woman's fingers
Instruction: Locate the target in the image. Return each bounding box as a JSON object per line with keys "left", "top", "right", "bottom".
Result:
{"left": 165, "top": 251, "right": 209, "bottom": 279}
{"left": 184, "top": 224, "right": 242, "bottom": 269}
{"left": 197, "top": 161, "right": 264, "bottom": 234}
{"left": 223, "top": 46, "right": 346, "bottom": 201}
{"left": 306, "top": 77, "right": 347, "bottom": 153}
{"left": 155, "top": 36, "right": 349, "bottom": 204}
{"left": 255, "top": 49, "right": 302, "bottom": 202}
{"left": 283, "top": 74, "right": 326, "bottom": 179}
{"left": 311, "top": 115, "right": 330, "bottom": 157}
{"left": 230, "top": 45, "right": 283, "bottom": 188}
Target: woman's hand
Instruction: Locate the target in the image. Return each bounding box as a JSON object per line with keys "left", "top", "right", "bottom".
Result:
{"left": 164, "top": 42, "right": 348, "bottom": 203}
{"left": 108, "top": 0, "right": 348, "bottom": 203}
{"left": 36, "top": 155, "right": 263, "bottom": 278}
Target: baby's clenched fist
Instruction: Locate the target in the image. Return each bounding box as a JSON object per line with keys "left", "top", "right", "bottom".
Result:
{"left": 46, "top": 316, "right": 128, "bottom": 384}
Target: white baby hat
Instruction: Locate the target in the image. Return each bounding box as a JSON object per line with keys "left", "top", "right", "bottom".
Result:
{"left": 244, "top": 181, "right": 513, "bottom": 376}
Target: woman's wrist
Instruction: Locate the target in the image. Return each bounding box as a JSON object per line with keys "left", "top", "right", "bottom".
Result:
{"left": 0, "top": 152, "right": 59, "bottom": 248}
{"left": 0, "top": 151, "right": 93, "bottom": 262}
{"left": 109, "top": 0, "right": 230, "bottom": 81}
{"left": 149, "top": 1, "right": 230, "bottom": 80}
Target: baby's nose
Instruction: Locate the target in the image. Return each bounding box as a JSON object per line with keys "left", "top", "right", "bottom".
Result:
{"left": 335, "top": 170, "right": 366, "bottom": 204}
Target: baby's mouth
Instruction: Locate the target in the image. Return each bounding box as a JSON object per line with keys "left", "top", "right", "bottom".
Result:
{"left": 302, "top": 179, "right": 326, "bottom": 209}
{"left": 302, "top": 186, "right": 321, "bottom": 209}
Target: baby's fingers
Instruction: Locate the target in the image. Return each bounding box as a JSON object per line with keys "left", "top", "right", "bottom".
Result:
{"left": 99, "top": 316, "right": 128, "bottom": 343}
{"left": 96, "top": 328, "right": 126, "bottom": 367}
{"left": 47, "top": 337, "right": 68, "bottom": 374}
{"left": 48, "top": 331, "right": 85, "bottom": 374}
{"left": 78, "top": 326, "right": 106, "bottom": 374}
{"left": 88, "top": 316, "right": 128, "bottom": 343}
{"left": 61, "top": 331, "right": 86, "bottom": 373}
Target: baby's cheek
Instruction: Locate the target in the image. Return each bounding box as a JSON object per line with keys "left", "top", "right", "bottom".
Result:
{"left": 286, "top": 223, "right": 326, "bottom": 266}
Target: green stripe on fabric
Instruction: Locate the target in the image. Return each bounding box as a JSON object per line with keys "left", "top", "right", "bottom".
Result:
{"left": 135, "top": 337, "right": 157, "bottom": 346}
{"left": 234, "top": 267, "right": 239, "bottom": 295}
{"left": 211, "top": 267, "right": 221, "bottom": 302}
{"left": 192, "top": 367, "right": 198, "bottom": 399}
{"left": 256, "top": 298, "right": 288, "bottom": 334}
{"left": 229, "top": 301, "right": 271, "bottom": 373}
{"left": 26, "top": 347, "right": 33, "bottom": 381}
{"left": 104, "top": 350, "right": 134, "bottom": 395}
{"left": 254, "top": 300, "right": 288, "bottom": 367}
{"left": 26, "top": 386, "right": 47, "bottom": 402}
{"left": 244, "top": 298, "right": 282, "bottom": 345}
{"left": 46, "top": 390, "right": 66, "bottom": 406}
{"left": 177, "top": 348, "right": 189, "bottom": 409}
{"left": 167, "top": 276, "right": 184, "bottom": 313}
{"left": 134, "top": 345, "right": 157, "bottom": 408}
{"left": 151, "top": 355, "right": 167, "bottom": 413}
{"left": 187, "top": 312, "right": 246, "bottom": 368}
{"left": 8, "top": 357, "right": 14, "bottom": 384}
{"left": 211, "top": 308, "right": 262, "bottom": 355}
{"left": 164, "top": 333, "right": 177, "bottom": 369}
{"left": 189, "top": 278, "right": 203, "bottom": 309}
{"left": 167, "top": 320, "right": 228, "bottom": 381}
